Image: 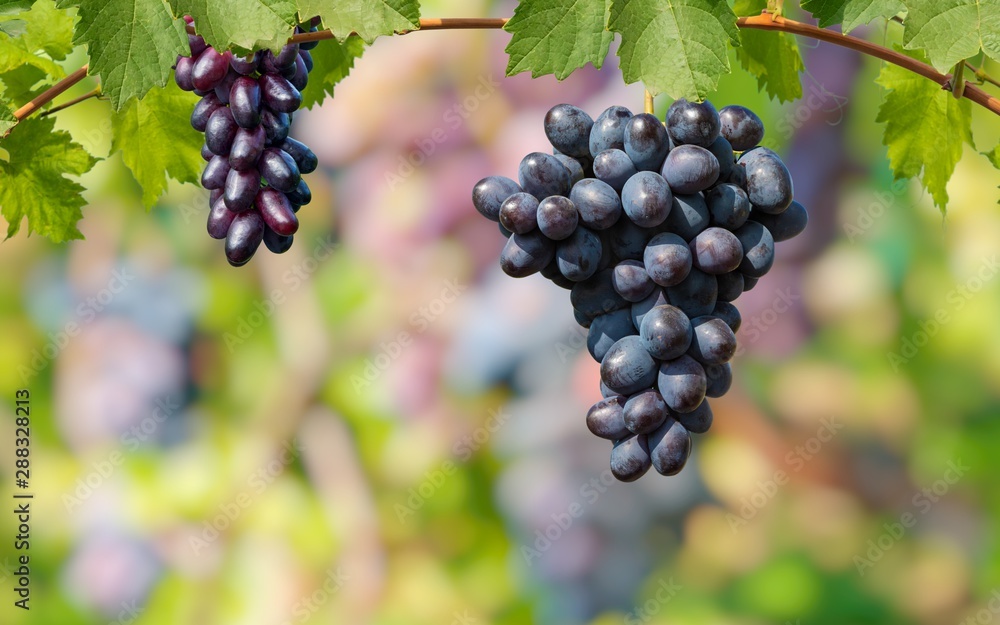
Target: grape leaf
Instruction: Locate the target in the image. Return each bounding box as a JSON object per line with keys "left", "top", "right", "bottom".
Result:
{"left": 0, "top": 65, "right": 48, "bottom": 106}
{"left": 800, "top": 0, "right": 904, "bottom": 32}
{"left": 902, "top": 0, "right": 1000, "bottom": 71}
{"left": 875, "top": 47, "right": 974, "bottom": 211}
{"left": 17, "top": 0, "right": 75, "bottom": 61}
{"left": 609, "top": 0, "right": 740, "bottom": 100}
{"left": 0, "top": 105, "right": 15, "bottom": 136}
{"left": 57, "top": 0, "right": 188, "bottom": 109}
{"left": 111, "top": 80, "right": 205, "bottom": 207}
{"left": 734, "top": 0, "right": 802, "bottom": 102}
{"left": 0, "top": 0, "right": 32, "bottom": 15}
{"left": 167, "top": 0, "right": 296, "bottom": 52}
{"left": 299, "top": 35, "right": 364, "bottom": 109}
{"left": 0, "top": 117, "right": 99, "bottom": 242}
{"left": 0, "top": 19, "right": 26, "bottom": 36}
{"left": 317, "top": 0, "right": 420, "bottom": 44}
{"left": 503, "top": 0, "right": 613, "bottom": 80}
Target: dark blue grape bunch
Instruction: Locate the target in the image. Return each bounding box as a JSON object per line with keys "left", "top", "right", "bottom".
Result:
{"left": 175, "top": 17, "right": 320, "bottom": 266}
{"left": 472, "top": 99, "right": 808, "bottom": 482}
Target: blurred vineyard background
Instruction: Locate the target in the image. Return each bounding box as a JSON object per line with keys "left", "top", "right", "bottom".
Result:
{"left": 3, "top": 1, "right": 1000, "bottom": 624}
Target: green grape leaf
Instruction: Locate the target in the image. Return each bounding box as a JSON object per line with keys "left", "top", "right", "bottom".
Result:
{"left": 503, "top": 0, "right": 613, "bottom": 80}
{"left": 609, "top": 0, "right": 740, "bottom": 100}
{"left": 58, "top": 0, "right": 188, "bottom": 109}
{"left": 111, "top": 80, "right": 205, "bottom": 207}
{"left": 167, "top": 0, "right": 296, "bottom": 52}
{"left": 0, "top": 1, "right": 33, "bottom": 15}
{"left": 902, "top": 0, "right": 1000, "bottom": 71}
{"left": 875, "top": 47, "right": 974, "bottom": 211}
{"left": 985, "top": 144, "right": 1000, "bottom": 168}
{"left": 734, "top": 0, "right": 803, "bottom": 102}
{"left": 0, "top": 64, "right": 48, "bottom": 106}
{"left": 0, "top": 105, "right": 15, "bottom": 136}
{"left": 18, "top": 0, "right": 75, "bottom": 60}
{"left": 300, "top": 35, "right": 364, "bottom": 109}
{"left": 0, "top": 117, "right": 99, "bottom": 242}
{"left": 318, "top": 0, "right": 420, "bottom": 44}
{"left": 0, "top": 19, "right": 26, "bottom": 36}
{"left": 800, "top": 0, "right": 904, "bottom": 32}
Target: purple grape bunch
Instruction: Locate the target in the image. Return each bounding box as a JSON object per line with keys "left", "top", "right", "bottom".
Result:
{"left": 175, "top": 17, "right": 319, "bottom": 266}
{"left": 471, "top": 99, "right": 808, "bottom": 482}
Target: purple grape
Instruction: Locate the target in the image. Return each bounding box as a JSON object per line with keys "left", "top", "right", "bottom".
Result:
{"left": 612, "top": 260, "right": 655, "bottom": 303}
{"left": 500, "top": 231, "right": 554, "bottom": 278}
{"left": 230, "top": 76, "right": 262, "bottom": 129}
{"left": 201, "top": 143, "right": 214, "bottom": 161}
{"left": 661, "top": 144, "right": 720, "bottom": 194}
{"left": 712, "top": 301, "right": 742, "bottom": 333}
{"left": 545, "top": 103, "right": 594, "bottom": 158}
{"left": 230, "top": 52, "right": 260, "bottom": 75}
{"left": 259, "top": 73, "right": 302, "bottom": 114}
{"left": 201, "top": 155, "right": 230, "bottom": 190}
{"left": 590, "top": 105, "right": 633, "bottom": 155}
{"left": 621, "top": 170, "right": 672, "bottom": 228}
{"left": 205, "top": 107, "right": 238, "bottom": 156}
{"left": 657, "top": 355, "right": 707, "bottom": 414}
{"left": 666, "top": 267, "right": 718, "bottom": 319}
{"left": 229, "top": 125, "right": 266, "bottom": 171}
{"left": 263, "top": 226, "right": 294, "bottom": 254}
{"left": 174, "top": 56, "right": 195, "bottom": 91}
{"left": 280, "top": 138, "right": 318, "bottom": 174}
{"left": 213, "top": 69, "right": 239, "bottom": 104}
{"left": 570, "top": 269, "right": 628, "bottom": 319}
{"left": 259, "top": 148, "right": 301, "bottom": 193}
{"left": 592, "top": 149, "right": 637, "bottom": 193}
{"left": 639, "top": 304, "right": 692, "bottom": 360}
{"left": 610, "top": 434, "right": 651, "bottom": 482}
{"left": 587, "top": 396, "right": 631, "bottom": 440}
{"left": 705, "top": 183, "right": 750, "bottom": 230}
{"left": 624, "top": 113, "right": 670, "bottom": 172}
{"left": 600, "top": 335, "right": 659, "bottom": 396}
{"left": 472, "top": 175, "right": 521, "bottom": 222}
{"left": 675, "top": 400, "right": 713, "bottom": 434}
{"left": 663, "top": 193, "right": 710, "bottom": 241}
{"left": 518, "top": 152, "right": 572, "bottom": 199}
{"left": 260, "top": 109, "right": 290, "bottom": 145}
{"left": 588, "top": 308, "right": 637, "bottom": 362}
{"left": 569, "top": 178, "right": 622, "bottom": 230}
{"left": 734, "top": 221, "right": 775, "bottom": 277}
{"left": 285, "top": 180, "right": 312, "bottom": 206}
{"left": 749, "top": 200, "right": 808, "bottom": 242}
{"left": 624, "top": 390, "right": 669, "bottom": 434}
{"left": 689, "top": 227, "right": 744, "bottom": 274}
{"left": 666, "top": 98, "right": 720, "bottom": 148}
{"left": 536, "top": 195, "right": 578, "bottom": 240}
{"left": 716, "top": 271, "right": 744, "bottom": 302}
{"left": 207, "top": 196, "right": 237, "bottom": 240}
{"left": 257, "top": 187, "right": 299, "bottom": 236}
{"left": 299, "top": 49, "right": 313, "bottom": 72}
{"left": 191, "top": 93, "right": 223, "bottom": 132}
{"left": 719, "top": 105, "right": 765, "bottom": 151}
{"left": 225, "top": 211, "right": 265, "bottom": 267}
{"left": 224, "top": 168, "right": 260, "bottom": 213}
{"left": 687, "top": 316, "right": 737, "bottom": 365}
{"left": 188, "top": 34, "right": 207, "bottom": 57}
{"left": 648, "top": 417, "right": 692, "bottom": 475}
{"left": 499, "top": 192, "right": 540, "bottom": 234}
{"left": 644, "top": 232, "right": 692, "bottom": 287}
{"left": 555, "top": 226, "right": 602, "bottom": 282}
{"left": 289, "top": 54, "right": 309, "bottom": 91}
{"left": 192, "top": 48, "right": 232, "bottom": 92}
{"left": 705, "top": 363, "right": 732, "bottom": 398}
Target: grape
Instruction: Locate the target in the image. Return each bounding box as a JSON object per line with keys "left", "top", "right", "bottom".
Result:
{"left": 705, "top": 183, "right": 750, "bottom": 230}
{"left": 290, "top": 54, "right": 309, "bottom": 91}
{"left": 601, "top": 335, "right": 659, "bottom": 395}
{"left": 225, "top": 211, "right": 265, "bottom": 267}
{"left": 213, "top": 70, "right": 239, "bottom": 104}
{"left": 663, "top": 193, "right": 710, "bottom": 241}
{"left": 544, "top": 104, "right": 593, "bottom": 158}
{"left": 742, "top": 275, "right": 759, "bottom": 292}
{"left": 570, "top": 269, "right": 627, "bottom": 319}
{"left": 575, "top": 308, "right": 592, "bottom": 329}
{"left": 666, "top": 267, "right": 717, "bottom": 318}
{"left": 631, "top": 287, "right": 669, "bottom": 331}
{"left": 536, "top": 195, "right": 578, "bottom": 240}
{"left": 570, "top": 178, "right": 622, "bottom": 230}
{"left": 719, "top": 105, "right": 764, "bottom": 151}
{"left": 263, "top": 227, "right": 294, "bottom": 254}
{"left": 472, "top": 175, "right": 521, "bottom": 222}
{"left": 285, "top": 180, "right": 312, "bottom": 206}
{"left": 612, "top": 260, "right": 655, "bottom": 302}
{"left": 707, "top": 135, "right": 736, "bottom": 182}
{"left": 229, "top": 126, "right": 266, "bottom": 171}
{"left": 749, "top": 200, "right": 808, "bottom": 242}
{"left": 644, "top": 232, "right": 692, "bottom": 287}
{"left": 588, "top": 309, "right": 637, "bottom": 362}
{"left": 676, "top": 400, "right": 712, "bottom": 435}
{"left": 726, "top": 162, "right": 748, "bottom": 189}
{"left": 586, "top": 396, "right": 631, "bottom": 440}
{"left": 688, "top": 316, "right": 737, "bottom": 365}
{"left": 712, "top": 301, "right": 742, "bottom": 333}
{"left": 607, "top": 218, "right": 649, "bottom": 261}
{"left": 621, "top": 171, "right": 672, "bottom": 228}
{"left": 201, "top": 155, "right": 231, "bottom": 190}
{"left": 540, "top": 260, "right": 575, "bottom": 290}
{"left": 260, "top": 109, "right": 290, "bottom": 145}
{"left": 593, "top": 149, "right": 637, "bottom": 192}
{"left": 666, "top": 98, "right": 720, "bottom": 148}
{"left": 705, "top": 363, "right": 733, "bottom": 398}
{"left": 259, "top": 73, "right": 302, "bottom": 113}
{"left": 175, "top": 56, "right": 195, "bottom": 91}
{"left": 639, "top": 304, "right": 692, "bottom": 360}
{"left": 624, "top": 390, "right": 668, "bottom": 434}
{"left": 740, "top": 151, "right": 793, "bottom": 214}
{"left": 201, "top": 143, "right": 214, "bottom": 161}
{"left": 734, "top": 221, "right": 775, "bottom": 278}
{"left": 501, "top": 232, "right": 554, "bottom": 278}
{"left": 224, "top": 168, "right": 259, "bottom": 213}
{"left": 610, "top": 434, "right": 652, "bottom": 482}
{"left": 689, "top": 227, "right": 743, "bottom": 274}
{"left": 259, "top": 148, "right": 301, "bottom": 193}
{"left": 499, "top": 192, "right": 540, "bottom": 235}
{"left": 716, "top": 271, "right": 744, "bottom": 302}
{"left": 299, "top": 49, "right": 313, "bottom": 72}
{"left": 647, "top": 417, "right": 692, "bottom": 475}
{"left": 229, "top": 76, "right": 262, "bottom": 128}
{"left": 589, "top": 105, "right": 633, "bottom": 155}
{"left": 518, "top": 152, "right": 572, "bottom": 199}
{"left": 257, "top": 187, "right": 299, "bottom": 236}
{"left": 624, "top": 113, "right": 670, "bottom": 172}
{"left": 207, "top": 196, "right": 237, "bottom": 239}
{"left": 553, "top": 154, "right": 585, "bottom": 185}
{"left": 556, "top": 226, "right": 602, "bottom": 281}
{"left": 191, "top": 48, "right": 232, "bottom": 92}
{"left": 657, "top": 355, "right": 707, "bottom": 413}
{"left": 661, "top": 145, "right": 720, "bottom": 194}
{"left": 191, "top": 93, "right": 223, "bottom": 132}
{"left": 230, "top": 52, "right": 259, "bottom": 75}
{"left": 205, "top": 107, "right": 239, "bottom": 155}
{"left": 188, "top": 34, "right": 207, "bottom": 57}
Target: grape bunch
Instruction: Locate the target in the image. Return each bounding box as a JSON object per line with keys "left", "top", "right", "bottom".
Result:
{"left": 174, "top": 18, "right": 319, "bottom": 266}
{"left": 471, "top": 99, "right": 808, "bottom": 482}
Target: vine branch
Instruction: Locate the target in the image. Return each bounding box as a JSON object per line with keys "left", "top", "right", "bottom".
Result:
{"left": 15, "top": 13, "right": 1000, "bottom": 125}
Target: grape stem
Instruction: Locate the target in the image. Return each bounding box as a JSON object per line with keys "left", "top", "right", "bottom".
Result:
{"left": 38, "top": 87, "right": 102, "bottom": 117}
{"left": 14, "top": 12, "right": 1000, "bottom": 125}
{"left": 951, "top": 61, "right": 967, "bottom": 99}
{"left": 644, "top": 90, "right": 654, "bottom": 115}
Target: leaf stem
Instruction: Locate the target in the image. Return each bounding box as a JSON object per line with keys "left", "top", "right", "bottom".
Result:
{"left": 38, "top": 87, "right": 102, "bottom": 117}
{"left": 13, "top": 65, "right": 89, "bottom": 121}
{"left": 951, "top": 61, "right": 966, "bottom": 99}
{"left": 644, "top": 90, "right": 654, "bottom": 115}
{"left": 966, "top": 61, "right": 1000, "bottom": 89}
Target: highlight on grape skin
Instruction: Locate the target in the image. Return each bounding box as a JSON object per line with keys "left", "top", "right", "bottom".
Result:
{"left": 469, "top": 99, "right": 808, "bottom": 482}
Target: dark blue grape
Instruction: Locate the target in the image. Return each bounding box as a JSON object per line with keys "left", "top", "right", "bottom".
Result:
{"left": 612, "top": 260, "right": 655, "bottom": 303}
{"left": 657, "top": 355, "right": 707, "bottom": 413}
{"left": 259, "top": 73, "right": 301, "bottom": 114}
{"left": 742, "top": 275, "right": 759, "bottom": 292}
{"left": 621, "top": 171, "right": 672, "bottom": 228}
{"left": 280, "top": 138, "right": 318, "bottom": 174}
{"left": 719, "top": 105, "right": 765, "bottom": 151}
{"left": 289, "top": 54, "right": 309, "bottom": 91}
{"left": 674, "top": 401, "right": 713, "bottom": 434}
{"left": 225, "top": 211, "right": 265, "bottom": 267}
{"left": 648, "top": 417, "right": 692, "bottom": 475}
{"left": 553, "top": 154, "right": 585, "bottom": 185}
{"left": 689, "top": 227, "right": 743, "bottom": 274}
{"left": 740, "top": 150, "right": 793, "bottom": 214}
{"left": 593, "top": 149, "right": 637, "bottom": 193}
{"left": 569, "top": 178, "right": 622, "bottom": 230}
{"left": 540, "top": 260, "right": 575, "bottom": 289}
{"left": 607, "top": 218, "right": 649, "bottom": 261}
{"left": 666, "top": 267, "right": 717, "bottom": 318}
{"left": 631, "top": 287, "right": 669, "bottom": 331}
{"left": 716, "top": 271, "right": 744, "bottom": 302}
{"left": 624, "top": 390, "right": 669, "bottom": 434}
{"left": 229, "top": 125, "right": 266, "bottom": 171}
{"left": 666, "top": 98, "right": 720, "bottom": 148}
{"left": 259, "top": 148, "right": 301, "bottom": 193}
{"left": 224, "top": 168, "right": 259, "bottom": 213}
{"left": 705, "top": 363, "right": 733, "bottom": 398}
{"left": 734, "top": 221, "right": 775, "bottom": 278}
{"left": 191, "top": 93, "right": 223, "bottom": 132}
{"left": 499, "top": 192, "right": 539, "bottom": 235}
{"left": 661, "top": 144, "right": 720, "bottom": 194}
{"left": 624, "top": 113, "right": 670, "bottom": 172}
{"left": 589, "top": 105, "right": 632, "bottom": 155}
{"left": 285, "top": 179, "right": 312, "bottom": 206}
{"left": 644, "top": 232, "right": 692, "bottom": 287}
{"left": 544, "top": 103, "right": 594, "bottom": 158}
{"left": 663, "top": 193, "right": 710, "bottom": 241}
{"left": 571, "top": 269, "right": 627, "bottom": 319}
{"left": 588, "top": 308, "right": 637, "bottom": 362}
{"left": 587, "top": 396, "right": 631, "bottom": 440}
{"left": 639, "top": 304, "right": 692, "bottom": 360}
{"left": 610, "top": 434, "right": 651, "bottom": 482}
{"left": 556, "top": 226, "right": 602, "bottom": 281}
{"left": 712, "top": 301, "right": 742, "bottom": 333}
{"left": 705, "top": 183, "right": 750, "bottom": 230}
{"left": 749, "top": 200, "right": 808, "bottom": 242}
{"left": 472, "top": 175, "right": 521, "bottom": 222}
{"left": 299, "top": 49, "right": 313, "bottom": 72}
{"left": 263, "top": 226, "right": 294, "bottom": 254}
{"left": 501, "top": 231, "right": 554, "bottom": 278}
{"left": 601, "top": 335, "right": 659, "bottom": 396}
{"left": 536, "top": 195, "right": 578, "bottom": 240}
{"left": 518, "top": 152, "right": 571, "bottom": 199}
{"left": 707, "top": 135, "right": 736, "bottom": 182}
{"left": 688, "top": 316, "right": 737, "bottom": 365}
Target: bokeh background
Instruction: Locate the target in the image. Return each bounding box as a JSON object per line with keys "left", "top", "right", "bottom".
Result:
{"left": 3, "top": 1, "right": 1000, "bottom": 624}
